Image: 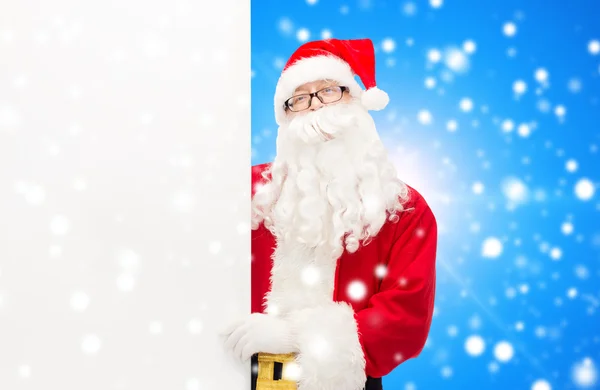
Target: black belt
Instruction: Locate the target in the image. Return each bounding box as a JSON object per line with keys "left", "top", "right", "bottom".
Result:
{"left": 250, "top": 354, "right": 383, "bottom": 390}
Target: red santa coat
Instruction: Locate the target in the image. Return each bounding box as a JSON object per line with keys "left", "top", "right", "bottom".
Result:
{"left": 251, "top": 162, "right": 437, "bottom": 381}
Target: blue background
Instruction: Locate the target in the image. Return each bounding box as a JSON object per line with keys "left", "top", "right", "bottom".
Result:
{"left": 251, "top": 1, "right": 600, "bottom": 389}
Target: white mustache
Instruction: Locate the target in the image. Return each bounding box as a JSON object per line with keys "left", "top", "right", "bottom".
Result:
{"left": 310, "top": 118, "right": 334, "bottom": 141}
{"left": 290, "top": 103, "right": 358, "bottom": 144}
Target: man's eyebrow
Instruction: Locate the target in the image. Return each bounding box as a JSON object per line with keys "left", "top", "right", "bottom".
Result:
{"left": 294, "top": 81, "right": 338, "bottom": 95}
{"left": 317, "top": 80, "right": 337, "bottom": 88}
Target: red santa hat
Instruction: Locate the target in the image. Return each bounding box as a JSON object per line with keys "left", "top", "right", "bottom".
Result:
{"left": 274, "top": 38, "right": 389, "bottom": 125}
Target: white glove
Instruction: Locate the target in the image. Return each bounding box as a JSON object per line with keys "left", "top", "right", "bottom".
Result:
{"left": 222, "top": 313, "right": 298, "bottom": 362}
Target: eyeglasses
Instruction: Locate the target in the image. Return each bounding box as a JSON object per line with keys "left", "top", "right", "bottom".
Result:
{"left": 284, "top": 86, "right": 348, "bottom": 112}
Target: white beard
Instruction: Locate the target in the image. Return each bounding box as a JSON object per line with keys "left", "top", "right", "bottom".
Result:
{"left": 252, "top": 100, "right": 409, "bottom": 262}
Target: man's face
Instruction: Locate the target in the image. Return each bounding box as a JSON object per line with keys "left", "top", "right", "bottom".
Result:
{"left": 285, "top": 80, "right": 352, "bottom": 120}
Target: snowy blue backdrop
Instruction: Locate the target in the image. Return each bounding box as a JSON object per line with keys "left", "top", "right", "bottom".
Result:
{"left": 251, "top": 1, "right": 600, "bottom": 389}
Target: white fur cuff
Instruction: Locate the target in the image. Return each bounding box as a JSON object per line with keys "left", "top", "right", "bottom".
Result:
{"left": 286, "top": 302, "right": 366, "bottom": 390}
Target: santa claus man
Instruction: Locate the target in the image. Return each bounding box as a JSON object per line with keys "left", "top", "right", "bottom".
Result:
{"left": 223, "top": 38, "right": 437, "bottom": 390}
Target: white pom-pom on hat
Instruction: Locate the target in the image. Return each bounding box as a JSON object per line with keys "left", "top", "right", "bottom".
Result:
{"left": 361, "top": 87, "right": 389, "bottom": 111}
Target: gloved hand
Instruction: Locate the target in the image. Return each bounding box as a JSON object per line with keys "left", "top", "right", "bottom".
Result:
{"left": 222, "top": 313, "right": 298, "bottom": 362}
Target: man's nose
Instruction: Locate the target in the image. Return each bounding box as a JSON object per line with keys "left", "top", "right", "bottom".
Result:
{"left": 309, "top": 95, "right": 323, "bottom": 110}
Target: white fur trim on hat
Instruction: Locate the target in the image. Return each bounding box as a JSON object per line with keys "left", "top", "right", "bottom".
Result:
{"left": 361, "top": 87, "right": 389, "bottom": 111}
{"left": 274, "top": 55, "right": 363, "bottom": 125}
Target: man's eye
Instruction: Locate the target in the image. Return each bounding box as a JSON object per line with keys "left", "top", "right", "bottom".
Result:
{"left": 294, "top": 96, "right": 306, "bottom": 103}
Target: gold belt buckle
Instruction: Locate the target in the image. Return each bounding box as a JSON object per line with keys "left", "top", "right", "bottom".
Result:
{"left": 256, "top": 352, "right": 298, "bottom": 390}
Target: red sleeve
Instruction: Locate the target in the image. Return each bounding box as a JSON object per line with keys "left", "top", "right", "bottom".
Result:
{"left": 251, "top": 163, "right": 271, "bottom": 196}
{"left": 355, "top": 189, "right": 438, "bottom": 378}
{"left": 251, "top": 163, "right": 275, "bottom": 314}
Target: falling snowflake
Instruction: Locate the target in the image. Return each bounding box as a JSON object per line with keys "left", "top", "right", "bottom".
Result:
{"left": 444, "top": 48, "right": 469, "bottom": 73}
{"left": 502, "top": 177, "right": 528, "bottom": 203}
{"left": 296, "top": 28, "right": 310, "bottom": 42}
{"left": 465, "top": 335, "right": 485, "bottom": 356}
{"left": 489, "top": 361, "right": 500, "bottom": 373}
{"left": 554, "top": 104, "right": 567, "bottom": 119}
{"left": 172, "top": 190, "right": 195, "bottom": 212}
{"left": 517, "top": 123, "right": 531, "bottom": 137}
{"left": 402, "top": 2, "right": 417, "bottom": 16}
{"left": 73, "top": 177, "right": 87, "bottom": 191}
{"left": 375, "top": 264, "right": 388, "bottom": 278}
{"left": 186, "top": 378, "right": 201, "bottom": 390}
{"left": 417, "top": 109, "right": 433, "bottom": 125}
{"left": 0, "top": 105, "right": 22, "bottom": 131}
{"left": 347, "top": 280, "right": 367, "bottom": 301}
{"left": 149, "top": 321, "right": 163, "bottom": 335}
{"left": 427, "top": 48, "right": 442, "bottom": 63}
{"left": 116, "top": 273, "right": 135, "bottom": 292}
{"left": 301, "top": 265, "right": 321, "bottom": 286}
{"left": 15, "top": 182, "right": 46, "bottom": 205}
{"left": 494, "top": 341, "right": 514, "bottom": 362}
{"left": 531, "top": 379, "right": 552, "bottom": 390}
{"left": 278, "top": 18, "right": 293, "bottom": 34}
{"left": 446, "top": 119, "right": 458, "bottom": 132}
{"left": 117, "top": 249, "right": 141, "bottom": 272}
{"left": 237, "top": 222, "right": 250, "bottom": 234}
{"left": 561, "top": 221, "right": 574, "bottom": 235}
{"left": 273, "top": 58, "right": 285, "bottom": 69}
{"left": 503, "top": 22, "right": 517, "bottom": 37}
{"left": 535, "top": 326, "right": 547, "bottom": 338}
{"left": 574, "top": 178, "right": 595, "bottom": 201}
{"left": 81, "top": 334, "right": 102, "bottom": 355}
{"left": 472, "top": 182, "right": 485, "bottom": 195}
{"left": 567, "top": 78, "right": 582, "bottom": 93}
{"left": 550, "top": 247, "right": 562, "bottom": 260}
{"left": 382, "top": 38, "right": 396, "bottom": 53}
{"left": 463, "top": 40, "right": 476, "bottom": 54}
{"left": 565, "top": 159, "right": 578, "bottom": 173}
{"left": 447, "top": 325, "right": 458, "bottom": 337}
{"left": 482, "top": 237, "right": 503, "bottom": 258}
{"left": 283, "top": 362, "right": 302, "bottom": 381}
{"left": 405, "top": 382, "right": 417, "bottom": 390}
{"left": 425, "top": 77, "right": 437, "bottom": 89}
{"left": 575, "top": 265, "right": 589, "bottom": 279}
{"left": 513, "top": 80, "right": 527, "bottom": 96}
{"left": 537, "top": 99, "right": 551, "bottom": 113}
{"left": 571, "top": 357, "right": 598, "bottom": 388}
{"left": 501, "top": 119, "right": 515, "bottom": 132}
{"left": 49, "top": 245, "right": 62, "bottom": 258}
{"left": 70, "top": 291, "right": 90, "bottom": 312}
{"left": 188, "top": 318, "right": 204, "bottom": 335}
{"left": 50, "top": 215, "right": 70, "bottom": 236}
{"left": 505, "top": 287, "right": 517, "bottom": 299}
{"left": 588, "top": 39, "right": 600, "bottom": 55}
{"left": 18, "top": 365, "right": 32, "bottom": 378}
{"left": 535, "top": 68, "right": 549, "bottom": 84}
{"left": 307, "top": 335, "right": 331, "bottom": 359}
{"left": 209, "top": 241, "right": 222, "bottom": 254}
{"left": 441, "top": 365, "right": 453, "bottom": 378}
{"left": 459, "top": 98, "right": 474, "bottom": 112}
